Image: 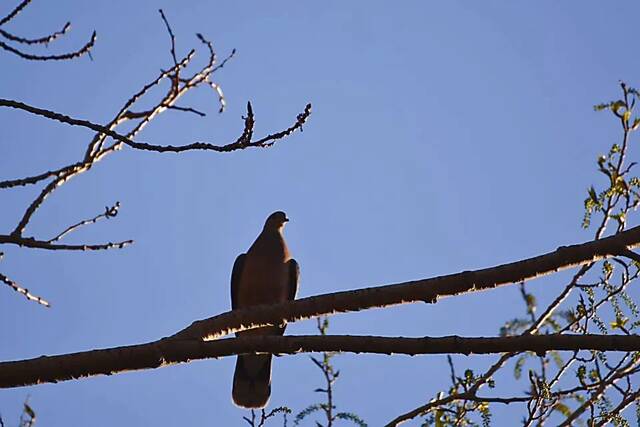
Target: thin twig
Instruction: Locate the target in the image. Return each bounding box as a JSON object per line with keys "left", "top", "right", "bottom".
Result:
{"left": 0, "top": 234, "right": 132, "bottom": 251}
{"left": 0, "top": 22, "right": 70, "bottom": 45}
{"left": 0, "top": 0, "right": 32, "bottom": 27}
{"left": 0, "top": 272, "right": 49, "bottom": 307}
{"left": 0, "top": 161, "right": 85, "bottom": 189}
{"left": 48, "top": 203, "right": 120, "bottom": 243}
{"left": 0, "top": 31, "right": 96, "bottom": 61}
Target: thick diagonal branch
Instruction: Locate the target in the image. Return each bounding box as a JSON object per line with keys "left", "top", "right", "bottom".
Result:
{"left": 173, "top": 224, "right": 640, "bottom": 341}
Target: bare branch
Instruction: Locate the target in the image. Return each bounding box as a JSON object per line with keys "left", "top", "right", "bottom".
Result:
{"left": 12, "top": 165, "right": 93, "bottom": 236}
{"left": 48, "top": 202, "right": 120, "bottom": 243}
{"left": 164, "top": 104, "right": 206, "bottom": 117}
{"left": 0, "top": 161, "right": 85, "bottom": 189}
{"left": 158, "top": 9, "right": 178, "bottom": 68}
{"left": 0, "top": 0, "right": 32, "bottom": 26}
{"left": 210, "top": 46, "right": 236, "bottom": 74}
{"left": 0, "top": 0, "right": 96, "bottom": 61}
{"left": 83, "top": 49, "right": 196, "bottom": 158}
{"left": 0, "top": 21, "right": 70, "bottom": 45}
{"left": 0, "top": 98, "right": 311, "bottom": 154}
{"left": 3, "top": 334, "right": 640, "bottom": 388}
{"left": 0, "top": 31, "right": 96, "bottom": 61}
{"left": 4, "top": 15, "right": 238, "bottom": 238}
{"left": 0, "top": 272, "right": 49, "bottom": 307}
{"left": 0, "top": 234, "right": 132, "bottom": 251}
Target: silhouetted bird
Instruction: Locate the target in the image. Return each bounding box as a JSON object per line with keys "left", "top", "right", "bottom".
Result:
{"left": 230, "top": 211, "right": 299, "bottom": 408}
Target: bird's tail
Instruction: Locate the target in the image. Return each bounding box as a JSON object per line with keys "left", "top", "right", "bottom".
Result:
{"left": 232, "top": 354, "right": 272, "bottom": 409}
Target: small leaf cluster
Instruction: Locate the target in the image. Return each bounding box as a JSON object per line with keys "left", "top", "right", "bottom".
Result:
{"left": 584, "top": 83, "right": 640, "bottom": 229}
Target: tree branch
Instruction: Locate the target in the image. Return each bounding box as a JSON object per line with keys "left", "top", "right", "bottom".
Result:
{"left": 0, "top": 21, "right": 70, "bottom": 45}
{"left": 0, "top": 234, "right": 132, "bottom": 251}
{"left": 2, "top": 227, "right": 640, "bottom": 385}
{"left": 0, "top": 32, "right": 96, "bottom": 61}
{"left": 2, "top": 334, "right": 640, "bottom": 388}
{"left": 0, "top": 0, "right": 96, "bottom": 61}
{"left": 47, "top": 202, "right": 120, "bottom": 243}
{"left": 0, "top": 0, "right": 32, "bottom": 26}
{"left": 172, "top": 225, "right": 640, "bottom": 342}
{"left": 0, "top": 98, "right": 311, "bottom": 154}
{"left": 0, "top": 272, "right": 49, "bottom": 307}
{"left": 0, "top": 161, "right": 85, "bottom": 189}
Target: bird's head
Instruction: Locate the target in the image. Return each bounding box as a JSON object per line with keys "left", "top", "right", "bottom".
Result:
{"left": 263, "top": 211, "right": 289, "bottom": 231}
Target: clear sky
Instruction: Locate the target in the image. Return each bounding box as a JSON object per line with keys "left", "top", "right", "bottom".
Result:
{"left": 2, "top": 1, "right": 640, "bottom": 425}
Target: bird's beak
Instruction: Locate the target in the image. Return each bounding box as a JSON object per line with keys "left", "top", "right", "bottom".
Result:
{"left": 284, "top": 217, "right": 289, "bottom": 223}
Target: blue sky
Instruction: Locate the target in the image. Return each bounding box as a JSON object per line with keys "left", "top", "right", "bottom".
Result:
{"left": 1, "top": 1, "right": 640, "bottom": 425}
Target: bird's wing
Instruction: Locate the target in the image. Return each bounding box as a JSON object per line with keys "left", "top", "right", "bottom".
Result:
{"left": 230, "top": 253, "right": 246, "bottom": 310}
{"left": 274, "top": 258, "right": 300, "bottom": 337}
{"left": 287, "top": 258, "right": 300, "bottom": 301}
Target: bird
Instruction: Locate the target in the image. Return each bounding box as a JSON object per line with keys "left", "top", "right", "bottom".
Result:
{"left": 230, "top": 211, "right": 299, "bottom": 408}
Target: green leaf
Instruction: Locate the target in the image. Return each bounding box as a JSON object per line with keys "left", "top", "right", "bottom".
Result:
{"left": 612, "top": 100, "right": 625, "bottom": 115}
{"left": 553, "top": 402, "right": 572, "bottom": 417}
{"left": 550, "top": 351, "right": 564, "bottom": 369}
{"left": 525, "top": 294, "right": 537, "bottom": 314}
{"left": 514, "top": 354, "right": 528, "bottom": 379}
{"left": 294, "top": 404, "right": 322, "bottom": 425}
{"left": 577, "top": 365, "right": 587, "bottom": 385}
{"left": 336, "top": 412, "right": 368, "bottom": 427}
{"left": 477, "top": 402, "right": 491, "bottom": 427}
{"left": 464, "top": 369, "right": 474, "bottom": 382}
{"left": 610, "top": 316, "right": 629, "bottom": 330}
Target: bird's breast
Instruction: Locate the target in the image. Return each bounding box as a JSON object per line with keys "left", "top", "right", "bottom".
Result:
{"left": 237, "top": 255, "right": 290, "bottom": 307}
